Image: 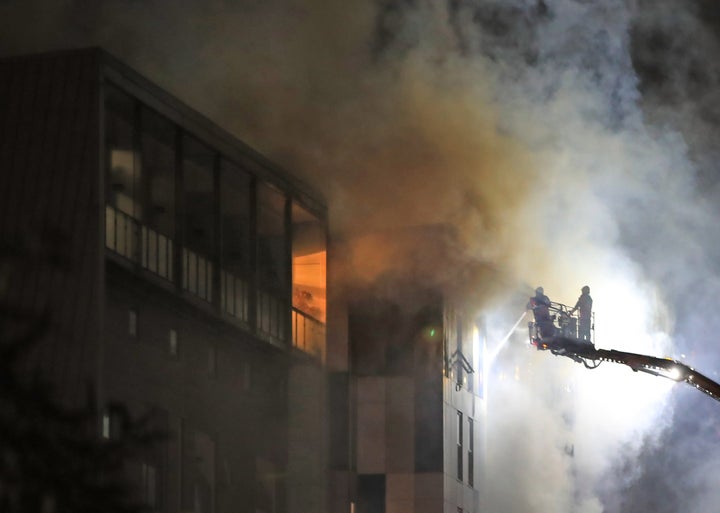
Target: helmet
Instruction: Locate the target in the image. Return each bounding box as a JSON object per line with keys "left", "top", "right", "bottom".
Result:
{"left": 582, "top": 285, "right": 590, "bottom": 294}
{"left": 535, "top": 286, "right": 544, "bottom": 295}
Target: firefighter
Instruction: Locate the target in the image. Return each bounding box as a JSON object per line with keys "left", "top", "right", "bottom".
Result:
{"left": 571, "top": 285, "right": 593, "bottom": 341}
{"left": 527, "top": 286, "right": 554, "bottom": 338}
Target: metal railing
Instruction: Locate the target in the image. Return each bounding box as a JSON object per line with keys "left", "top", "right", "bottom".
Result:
{"left": 105, "top": 205, "right": 139, "bottom": 261}
{"left": 141, "top": 225, "right": 173, "bottom": 281}
{"left": 292, "top": 308, "right": 326, "bottom": 360}
{"left": 221, "top": 270, "right": 249, "bottom": 322}
{"left": 106, "top": 205, "right": 326, "bottom": 358}
{"left": 257, "top": 289, "right": 286, "bottom": 345}
{"left": 182, "top": 247, "right": 214, "bottom": 302}
{"left": 106, "top": 205, "right": 174, "bottom": 282}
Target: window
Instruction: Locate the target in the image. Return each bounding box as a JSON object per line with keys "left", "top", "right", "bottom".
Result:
{"left": 220, "top": 159, "right": 252, "bottom": 321}
{"left": 182, "top": 136, "right": 216, "bottom": 302}
{"left": 105, "top": 85, "right": 139, "bottom": 261}
{"left": 257, "top": 183, "right": 288, "bottom": 293}
{"left": 140, "top": 106, "right": 176, "bottom": 280}
{"left": 105, "top": 85, "right": 138, "bottom": 217}
{"left": 468, "top": 418, "right": 474, "bottom": 487}
{"left": 101, "top": 408, "right": 122, "bottom": 439}
{"left": 102, "top": 411, "right": 111, "bottom": 439}
{"left": 141, "top": 462, "right": 158, "bottom": 510}
{"left": 129, "top": 309, "right": 138, "bottom": 337}
{"left": 473, "top": 326, "right": 484, "bottom": 398}
{"left": 169, "top": 329, "right": 179, "bottom": 357}
{"left": 457, "top": 411, "right": 463, "bottom": 481}
{"left": 181, "top": 427, "right": 215, "bottom": 513}
{"left": 257, "top": 183, "right": 288, "bottom": 343}
{"left": 291, "top": 202, "right": 327, "bottom": 358}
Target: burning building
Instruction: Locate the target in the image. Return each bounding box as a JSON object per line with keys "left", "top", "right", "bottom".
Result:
{"left": 0, "top": 47, "right": 497, "bottom": 513}
{"left": 0, "top": 48, "right": 329, "bottom": 513}
{"left": 333, "top": 227, "right": 493, "bottom": 513}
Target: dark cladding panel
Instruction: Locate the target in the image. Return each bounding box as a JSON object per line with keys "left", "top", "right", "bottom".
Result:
{"left": 328, "top": 372, "right": 350, "bottom": 469}
{"left": 357, "top": 474, "right": 385, "bottom": 513}
{"left": 414, "top": 372, "right": 443, "bottom": 472}
{"left": 0, "top": 50, "right": 101, "bottom": 404}
{"left": 348, "top": 299, "right": 397, "bottom": 375}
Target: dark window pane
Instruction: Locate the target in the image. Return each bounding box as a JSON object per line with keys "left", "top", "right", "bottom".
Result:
{"left": 221, "top": 160, "right": 251, "bottom": 275}
{"left": 414, "top": 372, "right": 443, "bottom": 472}
{"left": 181, "top": 136, "right": 215, "bottom": 301}
{"left": 257, "top": 183, "right": 287, "bottom": 293}
{"left": 183, "top": 135, "right": 215, "bottom": 255}
{"left": 357, "top": 474, "right": 385, "bottom": 513}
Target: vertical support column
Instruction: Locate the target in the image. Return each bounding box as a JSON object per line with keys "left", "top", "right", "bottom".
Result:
{"left": 284, "top": 196, "right": 292, "bottom": 346}
{"left": 212, "top": 153, "right": 222, "bottom": 309}
{"left": 173, "top": 128, "right": 183, "bottom": 291}
{"left": 133, "top": 99, "right": 144, "bottom": 269}
{"left": 248, "top": 176, "right": 258, "bottom": 333}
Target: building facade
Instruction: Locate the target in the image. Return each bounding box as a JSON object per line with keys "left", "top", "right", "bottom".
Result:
{"left": 0, "top": 48, "right": 491, "bottom": 513}
{"left": 340, "top": 230, "right": 486, "bottom": 513}
{"left": 0, "top": 48, "right": 329, "bottom": 513}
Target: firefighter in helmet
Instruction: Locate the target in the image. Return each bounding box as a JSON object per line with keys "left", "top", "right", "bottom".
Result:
{"left": 571, "top": 285, "right": 593, "bottom": 341}
{"left": 527, "top": 286, "right": 554, "bottom": 338}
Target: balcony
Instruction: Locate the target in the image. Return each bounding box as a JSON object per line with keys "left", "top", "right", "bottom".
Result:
{"left": 105, "top": 205, "right": 174, "bottom": 282}
{"left": 105, "top": 205, "right": 324, "bottom": 356}
{"left": 292, "top": 308, "right": 326, "bottom": 362}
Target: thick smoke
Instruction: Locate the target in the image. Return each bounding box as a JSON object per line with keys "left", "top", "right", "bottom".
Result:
{"left": 3, "top": 0, "right": 720, "bottom": 511}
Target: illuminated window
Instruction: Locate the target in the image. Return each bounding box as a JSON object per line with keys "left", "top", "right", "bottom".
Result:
{"left": 291, "top": 202, "right": 327, "bottom": 358}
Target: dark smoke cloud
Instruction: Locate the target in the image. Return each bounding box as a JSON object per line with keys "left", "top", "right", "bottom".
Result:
{"left": 3, "top": 0, "right": 720, "bottom": 511}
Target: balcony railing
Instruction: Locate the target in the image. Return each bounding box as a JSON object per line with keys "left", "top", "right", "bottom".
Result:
{"left": 106, "top": 205, "right": 174, "bottom": 282}
{"left": 221, "top": 270, "right": 249, "bottom": 322}
{"left": 105, "top": 205, "right": 139, "bottom": 262}
{"left": 141, "top": 226, "right": 173, "bottom": 281}
{"left": 105, "top": 205, "right": 326, "bottom": 359}
{"left": 292, "top": 308, "right": 326, "bottom": 361}
{"left": 257, "top": 289, "right": 286, "bottom": 345}
{"left": 182, "top": 247, "right": 213, "bottom": 302}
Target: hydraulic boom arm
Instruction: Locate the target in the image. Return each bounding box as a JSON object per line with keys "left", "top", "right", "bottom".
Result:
{"left": 526, "top": 300, "right": 720, "bottom": 403}
{"left": 533, "top": 336, "right": 720, "bottom": 403}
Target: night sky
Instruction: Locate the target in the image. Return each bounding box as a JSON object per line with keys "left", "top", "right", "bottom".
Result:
{"left": 2, "top": 1, "right": 720, "bottom": 511}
